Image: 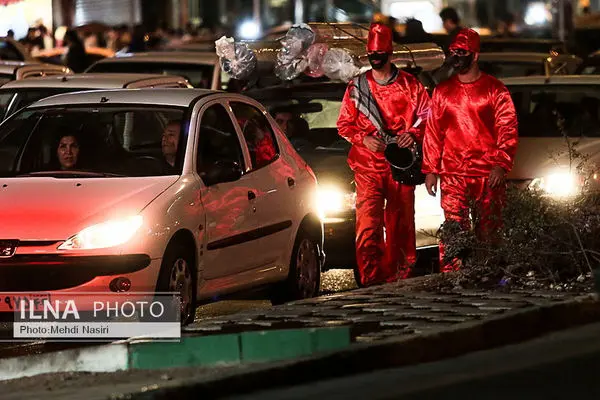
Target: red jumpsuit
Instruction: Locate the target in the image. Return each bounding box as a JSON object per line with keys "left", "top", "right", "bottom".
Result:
{"left": 422, "top": 73, "right": 519, "bottom": 271}
{"left": 338, "top": 69, "right": 430, "bottom": 286}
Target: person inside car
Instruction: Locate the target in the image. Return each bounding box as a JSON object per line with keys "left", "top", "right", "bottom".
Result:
{"left": 51, "top": 134, "right": 81, "bottom": 171}
{"left": 161, "top": 120, "right": 181, "bottom": 168}
{"left": 273, "top": 109, "right": 296, "bottom": 136}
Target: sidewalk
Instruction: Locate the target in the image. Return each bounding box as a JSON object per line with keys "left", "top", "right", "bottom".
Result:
{"left": 0, "top": 278, "right": 598, "bottom": 399}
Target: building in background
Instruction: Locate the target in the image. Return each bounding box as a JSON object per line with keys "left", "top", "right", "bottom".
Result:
{"left": 0, "top": 0, "right": 53, "bottom": 38}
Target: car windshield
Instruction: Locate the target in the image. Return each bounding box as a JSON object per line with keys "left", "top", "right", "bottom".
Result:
{"left": 0, "top": 88, "right": 82, "bottom": 121}
{"left": 479, "top": 61, "right": 545, "bottom": 78}
{"left": 0, "top": 106, "right": 187, "bottom": 177}
{"left": 508, "top": 85, "right": 600, "bottom": 137}
{"left": 87, "top": 61, "right": 214, "bottom": 88}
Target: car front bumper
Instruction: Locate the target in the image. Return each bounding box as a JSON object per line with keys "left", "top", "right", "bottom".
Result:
{"left": 0, "top": 254, "right": 162, "bottom": 311}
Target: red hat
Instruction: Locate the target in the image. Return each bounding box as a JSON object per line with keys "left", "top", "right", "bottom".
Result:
{"left": 367, "top": 23, "right": 393, "bottom": 54}
{"left": 449, "top": 28, "right": 481, "bottom": 53}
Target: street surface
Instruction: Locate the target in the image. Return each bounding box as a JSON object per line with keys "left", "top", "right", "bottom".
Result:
{"left": 225, "top": 322, "right": 600, "bottom": 400}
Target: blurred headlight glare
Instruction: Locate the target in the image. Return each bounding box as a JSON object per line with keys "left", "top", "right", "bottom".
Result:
{"left": 316, "top": 185, "right": 355, "bottom": 218}
{"left": 529, "top": 170, "right": 582, "bottom": 197}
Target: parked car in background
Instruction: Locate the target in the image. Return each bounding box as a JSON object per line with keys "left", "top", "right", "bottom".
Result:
{"left": 478, "top": 52, "right": 582, "bottom": 78}
{"left": 0, "top": 73, "right": 191, "bottom": 121}
{"left": 503, "top": 75, "right": 600, "bottom": 197}
{"left": 86, "top": 52, "right": 222, "bottom": 90}
{"left": 0, "top": 61, "right": 71, "bottom": 86}
{"left": 479, "top": 38, "right": 567, "bottom": 54}
{"left": 0, "top": 88, "right": 323, "bottom": 322}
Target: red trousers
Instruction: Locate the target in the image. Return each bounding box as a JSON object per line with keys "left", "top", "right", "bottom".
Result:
{"left": 355, "top": 169, "right": 416, "bottom": 286}
{"left": 439, "top": 175, "right": 506, "bottom": 272}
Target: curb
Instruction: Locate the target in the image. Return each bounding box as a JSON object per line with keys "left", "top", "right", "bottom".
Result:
{"left": 127, "top": 293, "right": 600, "bottom": 399}
{"left": 0, "top": 326, "right": 351, "bottom": 381}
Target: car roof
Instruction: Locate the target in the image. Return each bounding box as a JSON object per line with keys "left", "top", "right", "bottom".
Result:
{"left": 0, "top": 61, "right": 28, "bottom": 74}
{"left": 502, "top": 75, "right": 600, "bottom": 86}
{"left": 479, "top": 52, "right": 580, "bottom": 62}
{"left": 28, "top": 88, "right": 217, "bottom": 108}
{"left": 0, "top": 73, "right": 188, "bottom": 89}
{"left": 93, "top": 51, "right": 218, "bottom": 65}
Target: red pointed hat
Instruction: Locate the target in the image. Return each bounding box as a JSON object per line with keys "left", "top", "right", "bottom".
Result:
{"left": 449, "top": 28, "right": 481, "bottom": 53}
{"left": 367, "top": 23, "right": 393, "bottom": 54}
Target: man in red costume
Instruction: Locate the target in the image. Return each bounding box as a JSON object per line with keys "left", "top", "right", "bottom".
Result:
{"left": 422, "top": 28, "right": 519, "bottom": 271}
{"left": 337, "top": 23, "right": 430, "bottom": 287}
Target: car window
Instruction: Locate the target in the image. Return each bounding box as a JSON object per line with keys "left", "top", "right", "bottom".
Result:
{"left": 0, "top": 111, "right": 39, "bottom": 174}
{"left": 0, "top": 89, "right": 74, "bottom": 121}
{"left": 508, "top": 85, "right": 600, "bottom": 137}
{"left": 0, "top": 106, "right": 187, "bottom": 177}
{"left": 197, "top": 103, "right": 245, "bottom": 176}
{"left": 88, "top": 61, "right": 214, "bottom": 88}
{"left": 479, "top": 62, "right": 545, "bottom": 78}
{"left": 230, "top": 102, "right": 279, "bottom": 170}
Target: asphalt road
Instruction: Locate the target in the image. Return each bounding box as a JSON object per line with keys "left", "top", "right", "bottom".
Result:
{"left": 224, "top": 322, "right": 600, "bottom": 400}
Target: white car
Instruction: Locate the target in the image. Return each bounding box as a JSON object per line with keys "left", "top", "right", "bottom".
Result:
{"left": 86, "top": 52, "right": 222, "bottom": 90}
{"left": 0, "top": 89, "right": 324, "bottom": 323}
{"left": 0, "top": 73, "right": 192, "bottom": 120}
{"left": 0, "top": 61, "right": 71, "bottom": 86}
{"left": 478, "top": 52, "right": 582, "bottom": 78}
{"left": 503, "top": 75, "right": 600, "bottom": 196}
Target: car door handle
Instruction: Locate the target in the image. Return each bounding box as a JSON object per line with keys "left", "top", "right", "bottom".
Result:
{"left": 287, "top": 177, "right": 295, "bottom": 187}
{"left": 248, "top": 191, "right": 256, "bottom": 200}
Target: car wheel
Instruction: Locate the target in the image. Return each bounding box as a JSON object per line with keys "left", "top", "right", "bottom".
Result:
{"left": 157, "top": 241, "right": 196, "bottom": 325}
{"left": 270, "top": 227, "right": 321, "bottom": 305}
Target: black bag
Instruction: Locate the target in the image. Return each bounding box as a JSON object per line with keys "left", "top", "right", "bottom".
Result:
{"left": 385, "top": 140, "right": 426, "bottom": 186}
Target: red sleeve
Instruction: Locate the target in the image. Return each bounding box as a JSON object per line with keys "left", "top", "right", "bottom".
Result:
{"left": 408, "top": 81, "right": 431, "bottom": 144}
{"left": 337, "top": 82, "right": 367, "bottom": 146}
{"left": 422, "top": 90, "right": 443, "bottom": 175}
{"left": 492, "top": 85, "right": 519, "bottom": 172}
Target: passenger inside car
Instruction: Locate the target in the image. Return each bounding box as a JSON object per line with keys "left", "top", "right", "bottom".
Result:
{"left": 45, "top": 134, "right": 82, "bottom": 171}
{"left": 161, "top": 120, "right": 181, "bottom": 168}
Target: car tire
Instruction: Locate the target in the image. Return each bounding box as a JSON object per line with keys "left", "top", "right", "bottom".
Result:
{"left": 156, "top": 241, "right": 197, "bottom": 325}
{"left": 270, "top": 227, "right": 321, "bottom": 306}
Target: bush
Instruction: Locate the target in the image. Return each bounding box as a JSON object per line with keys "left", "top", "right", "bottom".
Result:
{"left": 433, "top": 185, "right": 600, "bottom": 292}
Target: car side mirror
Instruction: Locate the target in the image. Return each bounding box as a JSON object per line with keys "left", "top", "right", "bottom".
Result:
{"left": 203, "top": 161, "right": 243, "bottom": 186}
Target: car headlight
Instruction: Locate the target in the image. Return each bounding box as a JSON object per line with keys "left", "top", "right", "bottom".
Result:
{"left": 58, "top": 216, "right": 143, "bottom": 250}
{"left": 529, "top": 170, "right": 583, "bottom": 198}
{"left": 316, "top": 185, "right": 356, "bottom": 218}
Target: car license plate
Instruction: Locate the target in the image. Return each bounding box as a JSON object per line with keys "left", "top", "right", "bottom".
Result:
{"left": 0, "top": 294, "right": 51, "bottom": 312}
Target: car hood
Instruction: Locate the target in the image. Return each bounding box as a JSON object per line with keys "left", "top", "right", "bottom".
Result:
{"left": 508, "top": 137, "right": 600, "bottom": 180}
{"left": 0, "top": 176, "right": 179, "bottom": 240}
{"left": 300, "top": 149, "right": 354, "bottom": 191}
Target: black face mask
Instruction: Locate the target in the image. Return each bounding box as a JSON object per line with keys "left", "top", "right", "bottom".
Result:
{"left": 451, "top": 53, "right": 475, "bottom": 73}
{"left": 368, "top": 52, "right": 389, "bottom": 70}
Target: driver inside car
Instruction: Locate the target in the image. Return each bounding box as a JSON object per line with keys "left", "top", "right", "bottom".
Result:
{"left": 161, "top": 120, "right": 181, "bottom": 167}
